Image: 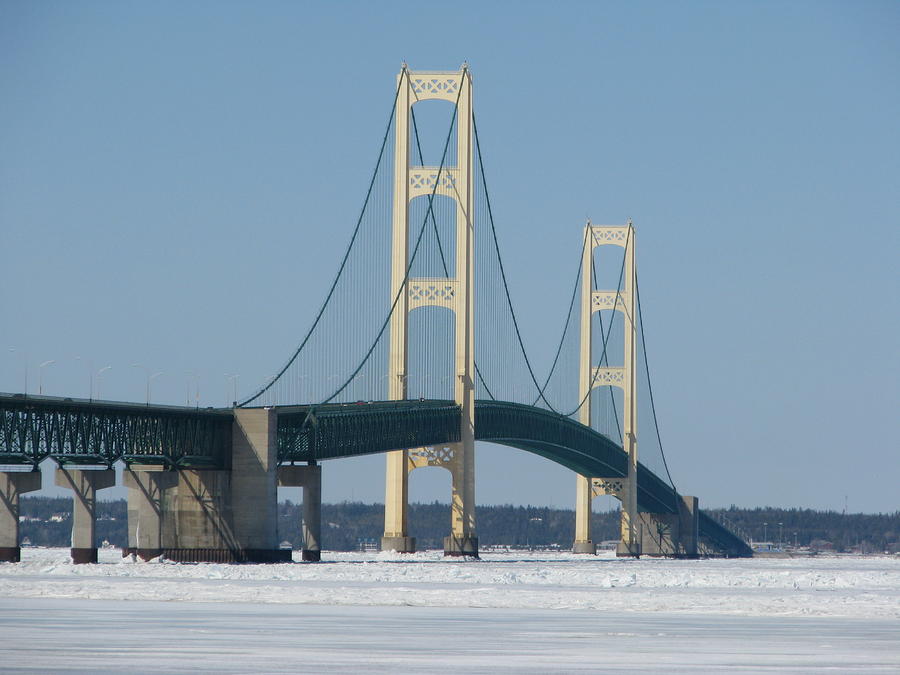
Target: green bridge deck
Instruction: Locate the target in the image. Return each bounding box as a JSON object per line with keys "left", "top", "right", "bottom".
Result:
{"left": 0, "top": 393, "right": 750, "bottom": 555}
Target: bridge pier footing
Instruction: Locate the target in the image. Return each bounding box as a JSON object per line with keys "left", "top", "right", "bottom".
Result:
{"left": 381, "top": 536, "right": 416, "bottom": 554}
{"left": 0, "top": 470, "right": 42, "bottom": 562}
{"left": 572, "top": 540, "right": 597, "bottom": 555}
{"left": 443, "top": 535, "right": 478, "bottom": 557}
{"left": 55, "top": 467, "right": 116, "bottom": 564}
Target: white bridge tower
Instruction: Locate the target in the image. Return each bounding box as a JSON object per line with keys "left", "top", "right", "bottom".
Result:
{"left": 573, "top": 221, "right": 641, "bottom": 557}
{"left": 381, "top": 65, "right": 478, "bottom": 557}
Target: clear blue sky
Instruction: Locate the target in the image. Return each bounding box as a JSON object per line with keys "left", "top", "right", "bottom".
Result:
{"left": 1, "top": 1, "right": 897, "bottom": 513}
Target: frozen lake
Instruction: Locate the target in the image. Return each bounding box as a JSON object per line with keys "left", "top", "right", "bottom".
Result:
{"left": 2, "top": 549, "right": 898, "bottom": 673}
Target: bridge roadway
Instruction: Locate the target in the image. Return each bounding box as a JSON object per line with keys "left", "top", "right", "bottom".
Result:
{"left": 0, "top": 393, "right": 749, "bottom": 555}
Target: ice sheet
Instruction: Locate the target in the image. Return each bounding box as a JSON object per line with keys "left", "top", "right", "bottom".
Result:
{"left": 2, "top": 549, "right": 898, "bottom": 673}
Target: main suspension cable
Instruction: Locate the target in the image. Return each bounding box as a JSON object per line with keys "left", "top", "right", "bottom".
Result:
{"left": 635, "top": 268, "right": 677, "bottom": 491}
{"left": 320, "top": 71, "right": 465, "bottom": 404}
{"left": 473, "top": 113, "right": 557, "bottom": 410}
{"left": 239, "top": 69, "right": 406, "bottom": 407}
{"left": 527, "top": 227, "right": 589, "bottom": 407}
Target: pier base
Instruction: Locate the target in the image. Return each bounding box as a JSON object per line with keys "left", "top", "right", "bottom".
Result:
{"left": 572, "top": 540, "right": 597, "bottom": 555}
{"left": 443, "top": 535, "right": 478, "bottom": 557}
{"left": 380, "top": 536, "right": 416, "bottom": 554}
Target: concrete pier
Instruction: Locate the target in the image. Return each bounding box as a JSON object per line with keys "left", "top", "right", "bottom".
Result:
{"left": 165, "top": 469, "right": 236, "bottom": 561}
{"left": 123, "top": 467, "right": 178, "bottom": 561}
{"left": 0, "top": 471, "right": 42, "bottom": 562}
{"left": 55, "top": 467, "right": 116, "bottom": 563}
{"left": 231, "top": 408, "right": 280, "bottom": 557}
{"left": 159, "top": 408, "right": 289, "bottom": 562}
{"left": 278, "top": 463, "right": 321, "bottom": 561}
{"left": 443, "top": 535, "right": 478, "bottom": 557}
{"left": 638, "top": 496, "right": 699, "bottom": 558}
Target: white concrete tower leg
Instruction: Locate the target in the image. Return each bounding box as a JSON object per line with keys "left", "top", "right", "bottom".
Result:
{"left": 444, "top": 66, "right": 477, "bottom": 557}
{"left": 617, "top": 223, "right": 640, "bottom": 557}
{"left": 382, "top": 66, "right": 415, "bottom": 554}
{"left": 574, "top": 223, "right": 596, "bottom": 554}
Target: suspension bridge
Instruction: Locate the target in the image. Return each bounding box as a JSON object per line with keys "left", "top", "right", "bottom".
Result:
{"left": 0, "top": 65, "right": 751, "bottom": 563}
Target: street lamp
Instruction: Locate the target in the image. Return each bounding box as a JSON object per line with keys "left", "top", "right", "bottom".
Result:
{"left": 148, "top": 372, "right": 163, "bottom": 404}
{"left": 185, "top": 371, "right": 200, "bottom": 407}
{"left": 763, "top": 522, "right": 768, "bottom": 543}
{"left": 38, "top": 360, "right": 55, "bottom": 395}
{"left": 96, "top": 366, "right": 112, "bottom": 399}
{"left": 133, "top": 364, "right": 162, "bottom": 404}
{"left": 75, "top": 356, "right": 94, "bottom": 399}
{"left": 9, "top": 347, "right": 28, "bottom": 394}
{"left": 225, "top": 373, "right": 239, "bottom": 406}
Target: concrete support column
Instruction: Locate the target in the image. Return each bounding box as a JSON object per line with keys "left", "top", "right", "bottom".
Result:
{"left": 123, "top": 467, "right": 178, "bottom": 561}
{"left": 231, "top": 408, "right": 278, "bottom": 555}
{"left": 0, "top": 471, "right": 42, "bottom": 562}
{"left": 278, "top": 464, "right": 322, "bottom": 562}
{"left": 572, "top": 474, "right": 596, "bottom": 554}
{"left": 169, "top": 469, "right": 234, "bottom": 556}
{"left": 55, "top": 467, "right": 116, "bottom": 564}
{"left": 678, "top": 496, "right": 699, "bottom": 558}
{"left": 163, "top": 407, "right": 286, "bottom": 563}
{"left": 301, "top": 465, "right": 321, "bottom": 562}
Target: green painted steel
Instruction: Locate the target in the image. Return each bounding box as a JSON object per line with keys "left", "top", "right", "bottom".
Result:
{"left": 0, "top": 393, "right": 748, "bottom": 554}
{"left": 0, "top": 393, "right": 231, "bottom": 468}
{"left": 699, "top": 511, "right": 753, "bottom": 557}
{"left": 277, "top": 399, "right": 680, "bottom": 515}
{"left": 277, "top": 400, "right": 461, "bottom": 462}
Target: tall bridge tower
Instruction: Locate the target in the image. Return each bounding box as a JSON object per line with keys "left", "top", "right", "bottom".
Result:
{"left": 573, "top": 222, "right": 641, "bottom": 556}
{"left": 381, "top": 65, "right": 478, "bottom": 557}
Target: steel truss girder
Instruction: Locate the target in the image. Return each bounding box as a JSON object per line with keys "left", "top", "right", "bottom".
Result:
{"left": 0, "top": 395, "right": 231, "bottom": 468}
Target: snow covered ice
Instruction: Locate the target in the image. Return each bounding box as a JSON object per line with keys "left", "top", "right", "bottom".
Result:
{"left": 2, "top": 548, "right": 898, "bottom": 673}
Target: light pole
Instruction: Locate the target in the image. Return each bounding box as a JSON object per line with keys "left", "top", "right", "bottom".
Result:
{"left": 38, "top": 359, "right": 55, "bottom": 395}
{"left": 96, "top": 366, "right": 112, "bottom": 399}
{"left": 75, "top": 356, "right": 94, "bottom": 399}
{"left": 778, "top": 522, "right": 783, "bottom": 548}
{"left": 763, "top": 522, "right": 768, "bottom": 543}
{"left": 148, "top": 372, "right": 163, "bottom": 404}
{"left": 132, "top": 364, "right": 149, "bottom": 402}
{"left": 225, "top": 373, "right": 239, "bottom": 407}
{"left": 185, "top": 371, "right": 200, "bottom": 407}
{"left": 133, "top": 364, "right": 162, "bottom": 404}
{"left": 9, "top": 347, "right": 28, "bottom": 394}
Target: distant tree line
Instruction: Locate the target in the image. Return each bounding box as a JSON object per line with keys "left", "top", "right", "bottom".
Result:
{"left": 705, "top": 506, "right": 900, "bottom": 554}
{"left": 18, "top": 497, "right": 900, "bottom": 553}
